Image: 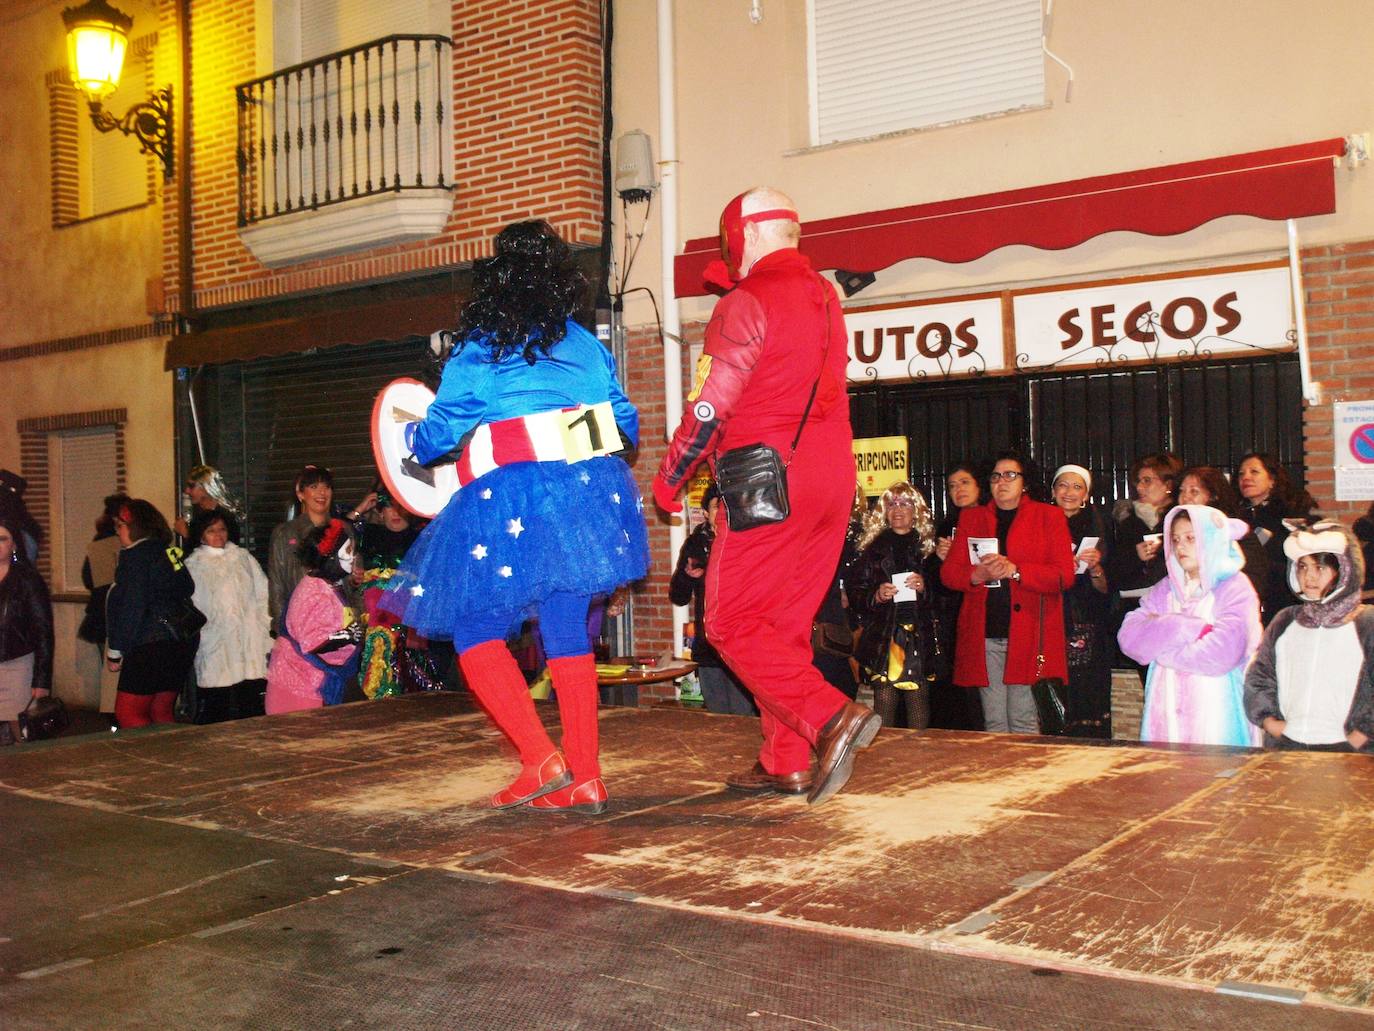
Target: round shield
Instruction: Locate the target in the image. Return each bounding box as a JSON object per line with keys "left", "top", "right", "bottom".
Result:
{"left": 371, "top": 378, "right": 459, "bottom": 519}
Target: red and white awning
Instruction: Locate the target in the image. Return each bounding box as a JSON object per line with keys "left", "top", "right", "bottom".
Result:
{"left": 673, "top": 138, "right": 1346, "bottom": 298}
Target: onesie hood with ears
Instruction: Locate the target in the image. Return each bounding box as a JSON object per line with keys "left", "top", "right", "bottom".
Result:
{"left": 1284, "top": 520, "right": 1365, "bottom": 628}
{"left": 1163, "top": 504, "right": 1248, "bottom": 596}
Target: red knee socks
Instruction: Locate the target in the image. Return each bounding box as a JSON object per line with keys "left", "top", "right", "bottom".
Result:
{"left": 530, "top": 654, "right": 608, "bottom": 813}
{"left": 547, "top": 653, "right": 601, "bottom": 784}
{"left": 458, "top": 641, "right": 569, "bottom": 807}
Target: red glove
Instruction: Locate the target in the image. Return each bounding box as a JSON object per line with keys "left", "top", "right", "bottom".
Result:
{"left": 652, "top": 475, "right": 682, "bottom": 514}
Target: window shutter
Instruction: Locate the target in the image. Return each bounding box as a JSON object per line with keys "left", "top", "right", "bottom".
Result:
{"left": 56, "top": 429, "right": 120, "bottom": 592}
{"left": 85, "top": 69, "right": 149, "bottom": 215}
{"left": 810, "top": 0, "right": 1045, "bottom": 146}
{"left": 299, "top": 0, "right": 434, "bottom": 58}
{"left": 274, "top": 0, "right": 450, "bottom": 204}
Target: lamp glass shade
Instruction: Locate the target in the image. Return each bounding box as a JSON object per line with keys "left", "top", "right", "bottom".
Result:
{"left": 66, "top": 17, "right": 129, "bottom": 100}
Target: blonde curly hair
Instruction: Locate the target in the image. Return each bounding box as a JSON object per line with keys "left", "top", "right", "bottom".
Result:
{"left": 186, "top": 464, "right": 243, "bottom": 519}
{"left": 858, "top": 481, "right": 936, "bottom": 555}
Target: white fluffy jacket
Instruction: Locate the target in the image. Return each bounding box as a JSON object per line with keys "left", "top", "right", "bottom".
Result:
{"left": 187, "top": 542, "right": 272, "bottom": 687}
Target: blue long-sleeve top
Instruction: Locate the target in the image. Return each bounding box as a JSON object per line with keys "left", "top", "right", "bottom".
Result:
{"left": 411, "top": 320, "right": 639, "bottom": 465}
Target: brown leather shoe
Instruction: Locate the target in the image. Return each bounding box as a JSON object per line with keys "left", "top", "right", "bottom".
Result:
{"left": 725, "top": 762, "right": 812, "bottom": 795}
{"left": 807, "top": 701, "right": 882, "bottom": 806}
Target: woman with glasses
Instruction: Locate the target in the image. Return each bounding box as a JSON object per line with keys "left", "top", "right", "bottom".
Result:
{"left": 851, "top": 483, "right": 941, "bottom": 729}
{"left": 941, "top": 452, "right": 1075, "bottom": 734}
{"left": 1050, "top": 464, "right": 1113, "bottom": 737}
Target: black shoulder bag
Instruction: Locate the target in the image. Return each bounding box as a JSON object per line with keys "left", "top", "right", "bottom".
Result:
{"left": 716, "top": 295, "right": 833, "bottom": 532}
{"left": 1030, "top": 590, "right": 1071, "bottom": 736}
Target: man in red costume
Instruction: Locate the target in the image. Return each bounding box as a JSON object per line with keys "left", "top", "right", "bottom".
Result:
{"left": 652, "top": 187, "right": 880, "bottom": 806}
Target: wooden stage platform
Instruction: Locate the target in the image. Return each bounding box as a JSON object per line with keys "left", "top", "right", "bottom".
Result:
{"left": 2, "top": 694, "right": 1371, "bottom": 1028}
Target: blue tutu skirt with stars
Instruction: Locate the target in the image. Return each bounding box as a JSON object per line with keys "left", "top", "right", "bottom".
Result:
{"left": 380, "top": 455, "right": 649, "bottom": 640}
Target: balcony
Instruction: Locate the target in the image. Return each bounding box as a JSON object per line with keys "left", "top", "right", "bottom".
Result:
{"left": 235, "top": 34, "right": 454, "bottom": 268}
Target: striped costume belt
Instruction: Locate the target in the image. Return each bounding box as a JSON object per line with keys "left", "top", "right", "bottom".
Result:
{"left": 455, "top": 401, "right": 622, "bottom": 488}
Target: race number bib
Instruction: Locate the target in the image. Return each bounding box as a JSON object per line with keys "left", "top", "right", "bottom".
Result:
{"left": 558, "top": 402, "right": 622, "bottom": 464}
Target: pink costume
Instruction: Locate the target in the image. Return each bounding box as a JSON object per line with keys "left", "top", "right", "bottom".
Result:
{"left": 265, "top": 576, "right": 357, "bottom": 714}
{"left": 1117, "top": 505, "right": 1262, "bottom": 746}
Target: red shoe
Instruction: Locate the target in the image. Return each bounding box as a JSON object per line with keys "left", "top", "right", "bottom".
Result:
{"left": 491, "top": 750, "right": 573, "bottom": 809}
{"left": 527, "top": 777, "right": 609, "bottom": 815}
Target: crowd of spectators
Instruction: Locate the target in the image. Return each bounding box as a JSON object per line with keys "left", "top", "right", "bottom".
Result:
{"left": 1, "top": 440, "right": 1372, "bottom": 755}
{"left": 675, "top": 450, "right": 1374, "bottom": 754}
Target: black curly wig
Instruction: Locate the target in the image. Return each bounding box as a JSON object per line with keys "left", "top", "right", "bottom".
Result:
{"left": 453, "top": 220, "right": 587, "bottom": 365}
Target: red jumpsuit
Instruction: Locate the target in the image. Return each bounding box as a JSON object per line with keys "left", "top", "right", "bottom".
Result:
{"left": 657, "top": 248, "right": 855, "bottom": 775}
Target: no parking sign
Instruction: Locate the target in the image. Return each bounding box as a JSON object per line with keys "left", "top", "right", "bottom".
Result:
{"left": 1335, "top": 400, "right": 1374, "bottom": 501}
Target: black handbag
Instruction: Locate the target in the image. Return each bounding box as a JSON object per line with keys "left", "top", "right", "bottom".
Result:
{"left": 19, "top": 695, "right": 70, "bottom": 742}
{"left": 716, "top": 443, "right": 790, "bottom": 531}
{"left": 716, "top": 292, "right": 833, "bottom": 532}
{"left": 1030, "top": 593, "right": 1071, "bottom": 736}
{"left": 157, "top": 598, "right": 207, "bottom": 641}
{"left": 811, "top": 620, "right": 854, "bottom": 658}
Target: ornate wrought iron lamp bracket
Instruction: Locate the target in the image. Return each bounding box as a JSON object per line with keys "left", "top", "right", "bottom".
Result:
{"left": 86, "top": 85, "right": 173, "bottom": 180}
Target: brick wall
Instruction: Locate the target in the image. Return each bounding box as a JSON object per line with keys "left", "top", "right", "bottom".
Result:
{"left": 46, "top": 70, "right": 79, "bottom": 227}
{"left": 622, "top": 319, "right": 700, "bottom": 671}
{"left": 1300, "top": 240, "right": 1374, "bottom": 526}
{"left": 167, "top": 0, "right": 604, "bottom": 313}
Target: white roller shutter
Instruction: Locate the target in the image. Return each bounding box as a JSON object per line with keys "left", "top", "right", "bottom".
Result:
{"left": 809, "top": 0, "right": 1046, "bottom": 146}
{"left": 53, "top": 428, "right": 120, "bottom": 593}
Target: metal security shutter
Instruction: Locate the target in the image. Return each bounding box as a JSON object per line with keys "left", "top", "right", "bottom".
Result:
{"left": 212, "top": 337, "right": 428, "bottom": 563}
{"left": 849, "top": 355, "right": 1303, "bottom": 521}
{"left": 851, "top": 376, "right": 1022, "bottom": 527}
{"left": 1029, "top": 355, "right": 1305, "bottom": 507}
{"left": 809, "top": 0, "right": 1045, "bottom": 146}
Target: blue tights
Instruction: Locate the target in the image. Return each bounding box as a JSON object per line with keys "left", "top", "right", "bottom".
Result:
{"left": 451, "top": 591, "right": 593, "bottom": 659}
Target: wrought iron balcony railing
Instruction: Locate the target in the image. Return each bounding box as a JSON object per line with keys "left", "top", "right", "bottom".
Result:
{"left": 236, "top": 34, "right": 452, "bottom": 227}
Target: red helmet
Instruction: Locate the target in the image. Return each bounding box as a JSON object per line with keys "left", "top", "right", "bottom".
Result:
{"left": 704, "top": 191, "right": 799, "bottom": 291}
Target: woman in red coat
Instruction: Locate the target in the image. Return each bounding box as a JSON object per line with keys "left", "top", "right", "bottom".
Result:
{"left": 940, "top": 452, "right": 1075, "bottom": 733}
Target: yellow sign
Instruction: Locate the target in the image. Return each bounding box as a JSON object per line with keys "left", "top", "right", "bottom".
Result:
{"left": 853, "top": 436, "right": 909, "bottom": 496}
{"left": 685, "top": 466, "right": 715, "bottom": 529}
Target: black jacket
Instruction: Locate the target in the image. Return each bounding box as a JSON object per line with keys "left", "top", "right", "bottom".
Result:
{"left": 1063, "top": 506, "right": 1114, "bottom": 628}
{"left": 669, "top": 523, "right": 721, "bottom": 667}
{"left": 0, "top": 561, "right": 53, "bottom": 691}
{"left": 1239, "top": 496, "right": 1314, "bottom": 623}
{"left": 850, "top": 529, "right": 942, "bottom": 680}
{"left": 106, "top": 538, "right": 196, "bottom": 657}
{"left": 1107, "top": 500, "right": 1172, "bottom": 600}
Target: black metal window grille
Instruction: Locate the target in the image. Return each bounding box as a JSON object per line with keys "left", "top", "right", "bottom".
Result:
{"left": 236, "top": 34, "right": 452, "bottom": 227}
{"left": 850, "top": 356, "right": 1304, "bottom": 527}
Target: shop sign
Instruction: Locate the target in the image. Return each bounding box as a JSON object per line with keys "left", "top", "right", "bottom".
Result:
{"left": 853, "top": 435, "right": 910, "bottom": 496}
{"left": 845, "top": 296, "right": 1005, "bottom": 384}
{"left": 1011, "top": 265, "right": 1294, "bottom": 372}
{"left": 1335, "top": 400, "right": 1374, "bottom": 501}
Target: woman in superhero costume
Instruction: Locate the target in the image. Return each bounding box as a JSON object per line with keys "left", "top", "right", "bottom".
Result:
{"left": 384, "top": 220, "right": 648, "bottom": 814}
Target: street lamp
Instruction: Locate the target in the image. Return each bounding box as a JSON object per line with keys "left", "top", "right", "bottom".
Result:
{"left": 62, "top": 0, "right": 173, "bottom": 180}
